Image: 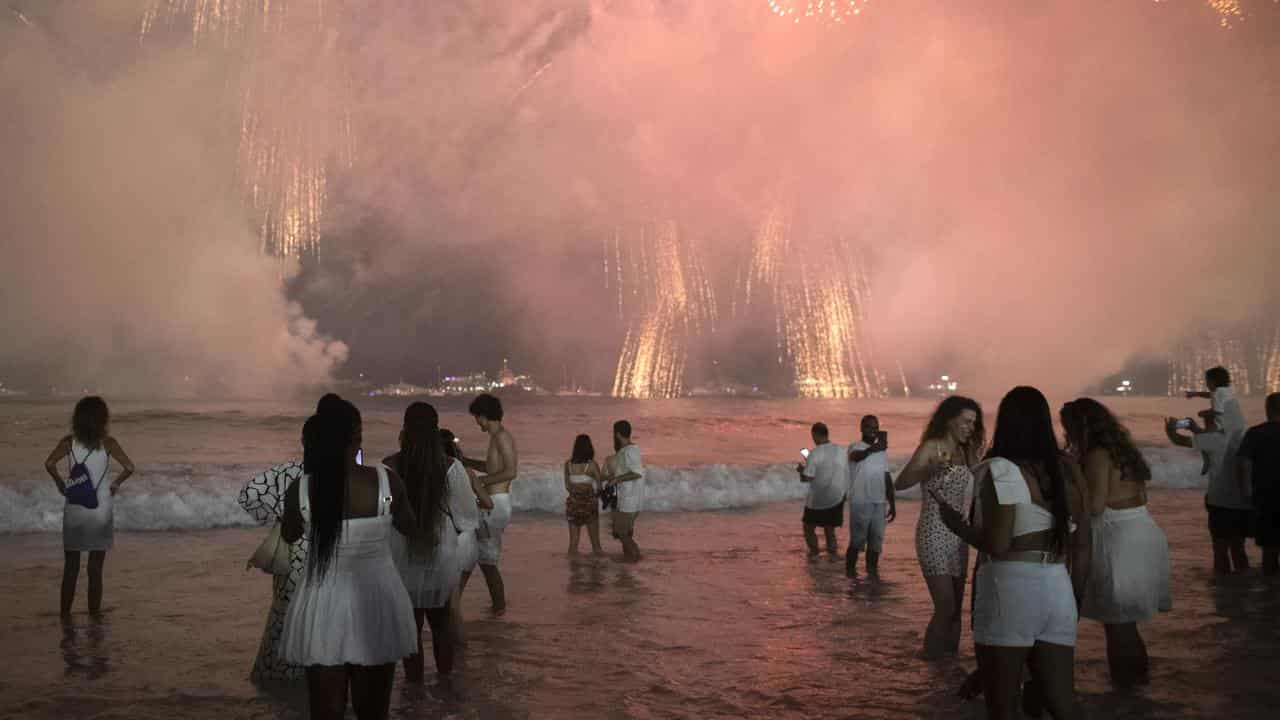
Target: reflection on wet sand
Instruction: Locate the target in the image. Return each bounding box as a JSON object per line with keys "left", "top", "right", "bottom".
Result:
{"left": 60, "top": 615, "right": 110, "bottom": 680}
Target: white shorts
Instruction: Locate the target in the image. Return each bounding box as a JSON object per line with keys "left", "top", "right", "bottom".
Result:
{"left": 477, "top": 493, "right": 511, "bottom": 566}
{"left": 849, "top": 502, "right": 887, "bottom": 553}
{"left": 973, "top": 560, "right": 1077, "bottom": 648}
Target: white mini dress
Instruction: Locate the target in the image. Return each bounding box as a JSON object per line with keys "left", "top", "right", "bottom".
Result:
{"left": 63, "top": 441, "right": 114, "bottom": 552}
{"left": 280, "top": 467, "right": 418, "bottom": 667}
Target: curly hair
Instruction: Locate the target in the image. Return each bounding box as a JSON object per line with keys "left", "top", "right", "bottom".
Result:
{"left": 1059, "top": 398, "right": 1151, "bottom": 483}
{"left": 921, "top": 396, "right": 986, "bottom": 461}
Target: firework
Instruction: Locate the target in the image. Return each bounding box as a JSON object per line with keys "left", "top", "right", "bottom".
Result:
{"left": 765, "top": 0, "right": 873, "bottom": 24}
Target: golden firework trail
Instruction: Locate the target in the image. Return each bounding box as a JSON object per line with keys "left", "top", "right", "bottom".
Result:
{"left": 744, "top": 196, "right": 886, "bottom": 399}
{"left": 1168, "top": 322, "right": 1280, "bottom": 396}
{"left": 609, "top": 221, "right": 716, "bottom": 399}
{"left": 140, "top": 0, "right": 350, "bottom": 258}
{"left": 765, "top": 0, "right": 873, "bottom": 24}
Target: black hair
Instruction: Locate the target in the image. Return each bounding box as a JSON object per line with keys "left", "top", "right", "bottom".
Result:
{"left": 922, "top": 396, "right": 986, "bottom": 459}
{"left": 396, "top": 402, "right": 448, "bottom": 559}
{"left": 571, "top": 434, "right": 595, "bottom": 464}
{"left": 316, "top": 393, "right": 345, "bottom": 416}
{"left": 986, "top": 387, "right": 1071, "bottom": 553}
{"left": 469, "top": 393, "right": 504, "bottom": 422}
{"left": 1267, "top": 392, "right": 1280, "bottom": 420}
{"left": 1205, "top": 366, "right": 1231, "bottom": 388}
{"left": 614, "top": 420, "right": 632, "bottom": 438}
{"left": 303, "top": 399, "right": 361, "bottom": 582}
{"left": 439, "top": 428, "right": 461, "bottom": 460}
{"left": 811, "top": 422, "right": 829, "bottom": 438}
{"left": 71, "top": 396, "right": 109, "bottom": 450}
{"left": 860, "top": 415, "right": 879, "bottom": 430}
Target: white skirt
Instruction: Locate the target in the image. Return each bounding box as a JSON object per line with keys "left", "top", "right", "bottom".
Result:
{"left": 391, "top": 526, "right": 460, "bottom": 609}
{"left": 1083, "top": 506, "right": 1172, "bottom": 624}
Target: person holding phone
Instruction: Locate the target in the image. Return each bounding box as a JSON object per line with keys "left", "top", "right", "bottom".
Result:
{"left": 798, "top": 422, "right": 847, "bottom": 561}
{"left": 1166, "top": 409, "right": 1251, "bottom": 575}
{"left": 846, "top": 415, "right": 895, "bottom": 576}
{"left": 894, "top": 396, "right": 985, "bottom": 659}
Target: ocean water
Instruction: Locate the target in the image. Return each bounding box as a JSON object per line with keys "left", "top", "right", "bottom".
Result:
{"left": 0, "top": 395, "right": 1253, "bottom": 534}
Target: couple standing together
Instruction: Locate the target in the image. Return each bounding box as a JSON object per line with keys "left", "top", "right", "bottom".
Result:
{"left": 563, "top": 420, "right": 646, "bottom": 562}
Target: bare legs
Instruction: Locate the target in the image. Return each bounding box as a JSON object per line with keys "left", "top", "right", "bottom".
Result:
{"left": 568, "top": 521, "right": 606, "bottom": 556}
{"left": 923, "top": 574, "right": 965, "bottom": 658}
{"left": 478, "top": 564, "right": 506, "bottom": 614}
{"left": 60, "top": 551, "right": 106, "bottom": 616}
{"left": 1103, "top": 623, "right": 1150, "bottom": 687}
{"left": 568, "top": 522, "right": 581, "bottom": 555}
{"left": 802, "top": 524, "right": 838, "bottom": 559}
{"left": 307, "top": 664, "right": 396, "bottom": 720}
{"left": 1212, "top": 537, "right": 1250, "bottom": 575}
{"left": 974, "top": 642, "right": 1076, "bottom": 720}
{"left": 403, "top": 606, "right": 456, "bottom": 683}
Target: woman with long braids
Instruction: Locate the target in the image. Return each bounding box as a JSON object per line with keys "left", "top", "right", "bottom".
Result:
{"left": 383, "top": 402, "right": 461, "bottom": 683}
{"left": 1061, "top": 398, "right": 1170, "bottom": 688}
{"left": 936, "top": 387, "right": 1090, "bottom": 720}
{"left": 894, "top": 395, "right": 985, "bottom": 658}
{"left": 279, "top": 401, "right": 418, "bottom": 720}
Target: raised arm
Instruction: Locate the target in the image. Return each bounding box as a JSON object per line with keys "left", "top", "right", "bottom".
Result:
{"left": 936, "top": 464, "right": 1014, "bottom": 555}
{"left": 894, "top": 441, "right": 938, "bottom": 491}
{"left": 44, "top": 436, "right": 72, "bottom": 495}
{"left": 105, "top": 437, "right": 135, "bottom": 494}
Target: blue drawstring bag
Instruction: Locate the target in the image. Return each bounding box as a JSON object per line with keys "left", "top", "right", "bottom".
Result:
{"left": 65, "top": 449, "right": 103, "bottom": 509}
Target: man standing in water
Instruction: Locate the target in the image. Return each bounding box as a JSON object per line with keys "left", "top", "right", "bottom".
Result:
{"left": 846, "top": 415, "right": 895, "bottom": 576}
{"left": 461, "top": 393, "right": 517, "bottom": 615}
{"left": 604, "top": 420, "right": 645, "bottom": 562}
{"left": 1239, "top": 393, "right": 1280, "bottom": 576}
{"left": 798, "top": 422, "right": 847, "bottom": 561}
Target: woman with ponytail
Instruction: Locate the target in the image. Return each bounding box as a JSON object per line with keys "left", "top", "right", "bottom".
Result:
{"left": 382, "top": 402, "right": 460, "bottom": 682}
{"left": 279, "top": 401, "right": 419, "bottom": 720}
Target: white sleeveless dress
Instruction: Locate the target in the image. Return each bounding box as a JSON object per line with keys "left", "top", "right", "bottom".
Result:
{"left": 446, "top": 460, "right": 481, "bottom": 576}
{"left": 279, "top": 467, "right": 418, "bottom": 666}
{"left": 63, "top": 440, "right": 113, "bottom": 552}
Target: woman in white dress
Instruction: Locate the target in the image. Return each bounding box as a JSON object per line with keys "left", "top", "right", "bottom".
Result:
{"left": 382, "top": 403, "right": 461, "bottom": 683}
{"left": 43, "top": 396, "right": 135, "bottom": 617}
{"left": 440, "top": 428, "right": 492, "bottom": 635}
{"left": 893, "top": 395, "right": 985, "bottom": 659}
{"left": 279, "top": 401, "right": 418, "bottom": 720}
{"left": 1061, "top": 398, "right": 1171, "bottom": 688}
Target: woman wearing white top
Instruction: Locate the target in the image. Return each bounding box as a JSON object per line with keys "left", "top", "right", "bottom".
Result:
{"left": 440, "top": 428, "right": 493, "bottom": 637}
{"left": 564, "top": 434, "right": 605, "bottom": 556}
{"left": 280, "top": 401, "right": 418, "bottom": 720}
{"left": 44, "top": 396, "right": 135, "bottom": 618}
{"left": 937, "top": 387, "right": 1090, "bottom": 720}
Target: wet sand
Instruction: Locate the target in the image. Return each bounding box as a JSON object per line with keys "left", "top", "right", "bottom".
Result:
{"left": 2, "top": 490, "right": 1278, "bottom": 719}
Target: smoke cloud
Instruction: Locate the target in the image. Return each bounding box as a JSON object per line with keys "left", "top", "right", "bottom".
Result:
{"left": 3, "top": 1, "right": 1277, "bottom": 396}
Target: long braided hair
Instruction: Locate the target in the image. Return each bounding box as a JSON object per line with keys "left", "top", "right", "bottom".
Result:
{"left": 395, "top": 402, "right": 449, "bottom": 558}
{"left": 985, "top": 387, "right": 1072, "bottom": 553}
{"left": 303, "top": 400, "right": 360, "bottom": 582}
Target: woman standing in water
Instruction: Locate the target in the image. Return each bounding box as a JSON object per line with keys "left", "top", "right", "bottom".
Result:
{"left": 279, "top": 401, "right": 418, "bottom": 719}
{"left": 937, "top": 387, "right": 1090, "bottom": 720}
{"left": 894, "top": 395, "right": 985, "bottom": 658}
{"left": 44, "top": 396, "right": 135, "bottom": 617}
{"left": 564, "top": 434, "right": 605, "bottom": 556}
{"left": 440, "top": 428, "right": 492, "bottom": 636}
{"left": 383, "top": 403, "right": 461, "bottom": 683}
{"left": 1061, "top": 398, "right": 1170, "bottom": 688}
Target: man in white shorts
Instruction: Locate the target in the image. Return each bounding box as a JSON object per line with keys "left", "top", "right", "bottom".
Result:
{"left": 605, "top": 420, "right": 645, "bottom": 563}
{"left": 846, "top": 415, "right": 895, "bottom": 577}
{"left": 461, "top": 393, "right": 517, "bottom": 615}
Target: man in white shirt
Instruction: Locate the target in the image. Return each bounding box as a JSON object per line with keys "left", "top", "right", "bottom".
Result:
{"left": 605, "top": 420, "right": 645, "bottom": 563}
{"left": 799, "top": 422, "right": 847, "bottom": 560}
{"left": 1166, "top": 408, "right": 1251, "bottom": 574}
{"left": 846, "top": 415, "right": 895, "bottom": 577}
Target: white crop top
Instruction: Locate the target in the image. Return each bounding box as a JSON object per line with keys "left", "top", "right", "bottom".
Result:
{"left": 975, "top": 458, "right": 1056, "bottom": 538}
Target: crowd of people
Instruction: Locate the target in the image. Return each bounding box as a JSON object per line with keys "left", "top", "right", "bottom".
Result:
{"left": 39, "top": 366, "right": 1280, "bottom": 720}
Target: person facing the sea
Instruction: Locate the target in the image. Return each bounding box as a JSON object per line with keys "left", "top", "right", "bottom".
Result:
{"left": 237, "top": 392, "right": 345, "bottom": 684}
{"left": 279, "top": 400, "right": 419, "bottom": 720}
{"left": 604, "top": 420, "right": 645, "bottom": 562}
{"left": 564, "top": 434, "right": 605, "bottom": 556}
{"left": 1165, "top": 408, "right": 1251, "bottom": 575}
{"left": 935, "top": 387, "right": 1089, "bottom": 720}
{"left": 846, "top": 415, "right": 895, "bottom": 576}
{"left": 44, "top": 396, "right": 135, "bottom": 618}
{"left": 383, "top": 402, "right": 461, "bottom": 683}
{"left": 798, "top": 422, "right": 847, "bottom": 561}
{"left": 460, "top": 393, "right": 517, "bottom": 615}
{"left": 894, "top": 396, "right": 984, "bottom": 659}
{"left": 440, "top": 428, "right": 492, "bottom": 636}
{"left": 1238, "top": 392, "right": 1280, "bottom": 576}
{"left": 1062, "top": 398, "right": 1170, "bottom": 688}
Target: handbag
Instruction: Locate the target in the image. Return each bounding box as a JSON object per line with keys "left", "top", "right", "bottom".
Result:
{"left": 247, "top": 522, "right": 292, "bottom": 575}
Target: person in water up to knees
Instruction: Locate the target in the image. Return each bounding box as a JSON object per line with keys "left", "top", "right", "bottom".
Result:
{"left": 1166, "top": 409, "right": 1251, "bottom": 575}
{"left": 603, "top": 420, "right": 645, "bottom": 563}
{"left": 846, "top": 415, "right": 895, "bottom": 576}
{"left": 798, "top": 422, "right": 847, "bottom": 561}
{"left": 1238, "top": 392, "right": 1280, "bottom": 576}
{"left": 460, "top": 393, "right": 517, "bottom": 615}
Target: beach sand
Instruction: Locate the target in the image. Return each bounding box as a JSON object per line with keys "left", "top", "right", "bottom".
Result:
{"left": 2, "top": 490, "right": 1278, "bottom": 719}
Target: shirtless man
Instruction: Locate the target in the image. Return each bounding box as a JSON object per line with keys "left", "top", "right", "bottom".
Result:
{"left": 460, "top": 393, "right": 517, "bottom": 615}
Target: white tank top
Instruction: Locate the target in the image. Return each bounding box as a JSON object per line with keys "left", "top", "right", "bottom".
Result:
{"left": 567, "top": 463, "right": 594, "bottom": 485}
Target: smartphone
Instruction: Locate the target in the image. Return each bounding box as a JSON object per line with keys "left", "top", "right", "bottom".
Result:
{"left": 800, "top": 448, "right": 810, "bottom": 460}
{"left": 356, "top": 449, "right": 364, "bottom": 465}
{"left": 877, "top": 430, "right": 889, "bottom": 447}
{"left": 1174, "top": 418, "right": 1193, "bottom": 431}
